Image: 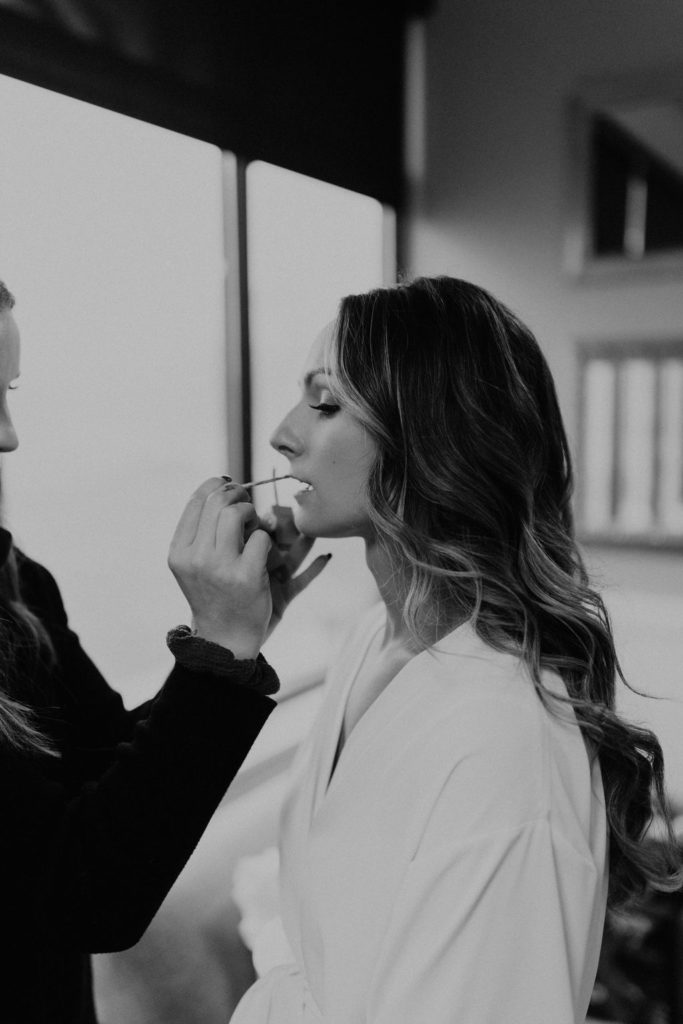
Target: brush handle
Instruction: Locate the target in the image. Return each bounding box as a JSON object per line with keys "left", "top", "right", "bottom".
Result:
{"left": 243, "top": 474, "right": 292, "bottom": 489}
{"left": 269, "top": 505, "right": 299, "bottom": 551}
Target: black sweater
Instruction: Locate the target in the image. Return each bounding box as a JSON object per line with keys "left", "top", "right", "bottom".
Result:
{"left": 0, "top": 548, "right": 276, "bottom": 1023}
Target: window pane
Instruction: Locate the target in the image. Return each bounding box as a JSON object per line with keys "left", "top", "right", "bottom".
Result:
{"left": 591, "top": 112, "right": 683, "bottom": 257}
{"left": 646, "top": 158, "right": 683, "bottom": 250}
{"left": 579, "top": 341, "right": 683, "bottom": 545}
{"left": 583, "top": 359, "right": 616, "bottom": 531}
{"left": 0, "top": 74, "right": 228, "bottom": 704}
{"left": 592, "top": 117, "right": 630, "bottom": 255}
{"left": 616, "top": 360, "right": 657, "bottom": 532}
{"left": 246, "top": 161, "right": 391, "bottom": 691}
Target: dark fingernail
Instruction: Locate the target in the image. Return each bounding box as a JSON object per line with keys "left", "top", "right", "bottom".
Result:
{"left": 221, "top": 475, "right": 233, "bottom": 482}
{"left": 325, "top": 553, "right": 333, "bottom": 562}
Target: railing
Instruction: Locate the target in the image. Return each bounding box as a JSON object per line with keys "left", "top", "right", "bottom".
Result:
{"left": 578, "top": 338, "right": 683, "bottom": 547}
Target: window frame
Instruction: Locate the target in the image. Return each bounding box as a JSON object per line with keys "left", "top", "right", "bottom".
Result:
{"left": 564, "top": 66, "right": 683, "bottom": 281}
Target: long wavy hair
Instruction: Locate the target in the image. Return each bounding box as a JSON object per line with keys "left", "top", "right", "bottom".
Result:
{"left": 327, "top": 275, "right": 681, "bottom": 908}
{"left": 0, "top": 280, "right": 56, "bottom": 756}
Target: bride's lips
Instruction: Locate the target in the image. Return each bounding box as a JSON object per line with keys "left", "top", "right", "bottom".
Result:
{"left": 291, "top": 476, "right": 315, "bottom": 503}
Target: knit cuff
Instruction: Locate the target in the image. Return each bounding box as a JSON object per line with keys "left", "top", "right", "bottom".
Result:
{"left": 166, "top": 626, "right": 280, "bottom": 696}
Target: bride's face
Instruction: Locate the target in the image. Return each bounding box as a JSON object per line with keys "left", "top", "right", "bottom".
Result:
{"left": 269, "top": 323, "right": 377, "bottom": 539}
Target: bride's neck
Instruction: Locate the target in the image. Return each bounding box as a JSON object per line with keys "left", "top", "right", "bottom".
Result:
{"left": 365, "top": 539, "right": 408, "bottom": 649}
{"left": 364, "top": 535, "right": 468, "bottom": 652}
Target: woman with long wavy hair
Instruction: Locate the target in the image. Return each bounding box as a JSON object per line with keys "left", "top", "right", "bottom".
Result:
{"left": 231, "top": 276, "right": 681, "bottom": 1024}
{"left": 0, "top": 279, "right": 328, "bottom": 1023}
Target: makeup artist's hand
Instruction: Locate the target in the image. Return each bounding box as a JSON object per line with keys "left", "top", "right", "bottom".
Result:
{"left": 168, "top": 478, "right": 273, "bottom": 659}
{"left": 260, "top": 506, "right": 332, "bottom": 637}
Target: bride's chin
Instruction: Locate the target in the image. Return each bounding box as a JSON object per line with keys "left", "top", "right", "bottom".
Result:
{"left": 293, "top": 509, "right": 333, "bottom": 540}
{"left": 292, "top": 507, "right": 317, "bottom": 535}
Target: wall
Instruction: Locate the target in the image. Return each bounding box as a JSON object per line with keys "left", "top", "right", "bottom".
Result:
{"left": 408, "top": 0, "right": 683, "bottom": 431}
{"left": 407, "top": 0, "right": 683, "bottom": 798}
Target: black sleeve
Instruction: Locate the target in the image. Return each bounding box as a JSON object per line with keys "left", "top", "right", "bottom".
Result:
{"left": 17, "top": 554, "right": 156, "bottom": 748}
{"left": 3, "top": 665, "right": 275, "bottom": 952}
{"left": 3, "top": 554, "right": 277, "bottom": 951}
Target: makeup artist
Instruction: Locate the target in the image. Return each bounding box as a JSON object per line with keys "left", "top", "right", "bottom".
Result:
{"left": 0, "top": 280, "right": 329, "bottom": 1024}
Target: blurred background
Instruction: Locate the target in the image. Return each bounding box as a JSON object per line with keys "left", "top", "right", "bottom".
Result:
{"left": 0, "top": 1, "right": 682, "bottom": 1020}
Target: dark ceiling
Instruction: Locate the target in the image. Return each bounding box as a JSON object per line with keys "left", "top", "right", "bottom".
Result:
{"left": 0, "top": 0, "right": 435, "bottom": 206}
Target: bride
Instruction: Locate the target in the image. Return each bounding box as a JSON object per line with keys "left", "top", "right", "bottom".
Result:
{"left": 231, "top": 276, "right": 680, "bottom": 1023}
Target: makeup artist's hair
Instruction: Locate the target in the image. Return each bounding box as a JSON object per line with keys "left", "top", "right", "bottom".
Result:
{"left": 0, "top": 280, "right": 56, "bottom": 756}
{"left": 329, "top": 275, "right": 681, "bottom": 908}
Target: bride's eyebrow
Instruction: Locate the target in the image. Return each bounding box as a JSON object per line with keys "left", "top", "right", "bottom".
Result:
{"left": 299, "top": 368, "right": 334, "bottom": 390}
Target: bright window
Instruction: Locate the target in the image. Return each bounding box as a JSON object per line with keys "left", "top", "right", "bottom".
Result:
{"left": 246, "top": 161, "right": 395, "bottom": 692}
{"left": 579, "top": 339, "right": 683, "bottom": 545}
{"left": 0, "top": 75, "right": 397, "bottom": 706}
{"left": 0, "top": 73, "right": 228, "bottom": 704}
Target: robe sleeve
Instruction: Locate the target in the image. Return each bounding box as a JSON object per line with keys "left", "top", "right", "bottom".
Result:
{"left": 364, "top": 697, "right": 606, "bottom": 1024}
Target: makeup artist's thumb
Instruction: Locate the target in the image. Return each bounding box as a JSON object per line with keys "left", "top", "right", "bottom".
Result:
{"left": 289, "top": 553, "right": 333, "bottom": 599}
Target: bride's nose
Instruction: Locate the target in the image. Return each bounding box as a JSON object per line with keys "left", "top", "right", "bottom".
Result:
{"left": 270, "top": 410, "right": 303, "bottom": 459}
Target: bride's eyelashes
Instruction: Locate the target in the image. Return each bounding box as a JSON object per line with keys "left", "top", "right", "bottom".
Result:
{"left": 309, "top": 403, "right": 340, "bottom": 417}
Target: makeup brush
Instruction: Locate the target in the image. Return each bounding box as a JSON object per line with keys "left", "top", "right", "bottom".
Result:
{"left": 229, "top": 471, "right": 298, "bottom": 548}
{"left": 268, "top": 468, "right": 299, "bottom": 550}
{"left": 241, "top": 474, "right": 292, "bottom": 490}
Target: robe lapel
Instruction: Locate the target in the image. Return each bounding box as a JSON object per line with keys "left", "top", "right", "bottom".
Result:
{"left": 317, "top": 618, "right": 486, "bottom": 806}
{"left": 311, "top": 607, "right": 386, "bottom": 816}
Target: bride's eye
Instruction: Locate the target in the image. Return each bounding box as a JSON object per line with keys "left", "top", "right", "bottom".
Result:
{"left": 309, "top": 403, "right": 340, "bottom": 417}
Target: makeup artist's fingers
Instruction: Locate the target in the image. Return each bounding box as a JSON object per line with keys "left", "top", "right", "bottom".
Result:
{"left": 191, "top": 484, "right": 252, "bottom": 551}
{"left": 266, "top": 543, "right": 288, "bottom": 579}
{"left": 169, "top": 477, "right": 226, "bottom": 549}
{"left": 261, "top": 528, "right": 312, "bottom": 583}
{"left": 287, "top": 554, "right": 333, "bottom": 600}
{"left": 240, "top": 527, "right": 274, "bottom": 575}
{"left": 169, "top": 480, "right": 254, "bottom": 574}
{"left": 170, "top": 501, "right": 273, "bottom": 656}
{"left": 214, "top": 501, "right": 259, "bottom": 553}
{"left": 259, "top": 510, "right": 278, "bottom": 535}
{"left": 272, "top": 507, "right": 300, "bottom": 551}
{"left": 242, "top": 505, "right": 268, "bottom": 545}
{"left": 286, "top": 533, "right": 315, "bottom": 571}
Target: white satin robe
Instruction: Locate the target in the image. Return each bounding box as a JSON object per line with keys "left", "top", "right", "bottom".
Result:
{"left": 231, "top": 604, "right": 609, "bottom": 1024}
